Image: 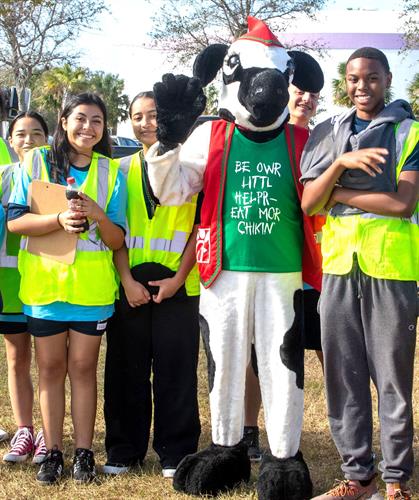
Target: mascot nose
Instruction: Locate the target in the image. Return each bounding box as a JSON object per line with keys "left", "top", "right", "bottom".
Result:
{"left": 239, "top": 68, "right": 289, "bottom": 124}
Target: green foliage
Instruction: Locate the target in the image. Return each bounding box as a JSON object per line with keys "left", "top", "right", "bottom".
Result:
{"left": 0, "top": 66, "right": 13, "bottom": 86}
{"left": 88, "top": 71, "right": 130, "bottom": 134}
{"left": 31, "top": 64, "right": 89, "bottom": 117}
{"left": 203, "top": 84, "right": 219, "bottom": 115}
{"left": 309, "top": 94, "right": 326, "bottom": 128}
{"left": 31, "top": 64, "right": 129, "bottom": 133}
{"left": 148, "top": 0, "right": 327, "bottom": 64}
{"left": 400, "top": 0, "right": 419, "bottom": 51}
{"left": 332, "top": 61, "right": 394, "bottom": 109}
{"left": 407, "top": 73, "right": 419, "bottom": 117}
{"left": 332, "top": 62, "right": 352, "bottom": 108}
{"left": 0, "top": 0, "right": 107, "bottom": 110}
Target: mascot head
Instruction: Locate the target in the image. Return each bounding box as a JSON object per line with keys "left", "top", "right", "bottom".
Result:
{"left": 193, "top": 17, "right": 324, "bottom": 132}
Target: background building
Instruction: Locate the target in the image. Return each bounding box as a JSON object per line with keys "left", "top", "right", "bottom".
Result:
{"left": 281, "top": 8, "right": 418, "bottom": 122}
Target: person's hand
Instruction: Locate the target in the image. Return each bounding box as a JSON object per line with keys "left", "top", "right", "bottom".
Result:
{"left": 148, "top": 276, "right": 182, "bottom": 304}
{"left": 337, "top": 148, "right": 388, "bottom": 177}
{"left": 68, "top": 192, "right": 106, "bottom": 223}
{"left": 153, "top": 73, "right": 207, "bottom": 149}
{"left": 58, "top": 209, "right": 87, "bottom": 233}
{"left": 123, "top": 279, "right": 151, "bottom": 308}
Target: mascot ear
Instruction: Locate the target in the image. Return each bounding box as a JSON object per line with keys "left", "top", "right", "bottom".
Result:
{"left": 287, "top": 50, "right": 324, "bottom": 93}
{"left": 193, "top": 44, "right": 228, "bottom": 87}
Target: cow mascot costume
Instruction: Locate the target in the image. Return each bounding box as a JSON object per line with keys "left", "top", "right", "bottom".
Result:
{"left": 146, "top": 17, "right": 324, "bottom": 500}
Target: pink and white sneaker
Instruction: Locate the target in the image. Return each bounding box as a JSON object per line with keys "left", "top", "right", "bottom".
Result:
{"left": 3, "top": 427, "right": 34, "bottom": 463}
{"left": 32, "top": 430, "right": 47, "bottom": 464}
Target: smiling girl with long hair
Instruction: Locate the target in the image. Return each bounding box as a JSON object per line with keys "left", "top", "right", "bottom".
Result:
{"left": 8, "top": 93, "right": 127, "bottom": 485}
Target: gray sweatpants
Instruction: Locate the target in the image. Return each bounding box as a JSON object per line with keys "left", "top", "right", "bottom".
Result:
{"left": 320, "top": 259, "right": 417, "bottom": 483}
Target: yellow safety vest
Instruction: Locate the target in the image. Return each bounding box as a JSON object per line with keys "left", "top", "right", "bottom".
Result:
{"left": 0, "top": 163, "right": 22, "bottom": 312}
{"left": 322, "top": 119, "right": 419, "bottom": 280}
{"left": 18, "top": 147, "right": 120, "bottom": 306}
{"left": 0, "top": 138, "right": 17, "bottom": 166}
{"left": 118, "top": 152, "right": 200, "bottom": 296}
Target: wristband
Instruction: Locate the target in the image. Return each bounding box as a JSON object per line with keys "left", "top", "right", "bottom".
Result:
{"left": 57, "top": 212, "right": 64, "bottom": 229}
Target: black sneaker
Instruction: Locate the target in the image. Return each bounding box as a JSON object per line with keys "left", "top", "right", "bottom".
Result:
{"left": 72, "top": 448, "right": 96, "bottom": 483}
{"left": 36, "top": 447, "right": 64, "bottom": 485}
{"left": 243, "top": 426, "right": 262, "bottom": 462}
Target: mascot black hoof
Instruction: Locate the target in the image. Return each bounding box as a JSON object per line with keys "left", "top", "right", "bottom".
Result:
{"left": 257, "top": 450, "right": 313, "bottom": 500}
{"left": 173, "top": 441, "right": 251, "bottom": 496}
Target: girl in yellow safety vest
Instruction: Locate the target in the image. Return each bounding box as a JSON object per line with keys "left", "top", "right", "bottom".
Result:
{"left": 103, "top": 92, "right": 201, "bottom": 478}
{"left": 0, "top": 111, "right": 48, "bottom": 464}
{"left": 7, "top": 93, "right": 127, "bottom": 485}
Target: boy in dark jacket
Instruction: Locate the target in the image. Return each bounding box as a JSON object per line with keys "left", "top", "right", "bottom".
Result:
{"left": 300, "top": 47, "right": 418, "bottom": 500}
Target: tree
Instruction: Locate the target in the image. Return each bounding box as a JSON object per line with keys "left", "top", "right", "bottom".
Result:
{"left": 400, "top": 0, "right": 418, "bottom": 51}
{"left": 204, "top": 84, "right": 219, "bottom": 115}
{"left": 0, "top": 0, "right": 107, "bottom": 110}
{"left": 148, "top": 0, "right": 327, "bottom": 64}
{"left": 332, "top": 62, "right": 352, "bottom": 108}
{"left": 332, "top": 61, "right": 394, "bottom": 109}
{"left": 407, "top": 73, "right": 419, "bottom": 118}
{"left": 31, "top": 65, "right": 130, "bottom": 134}
{"left": 31, "top": 64, "right": 89, "bottom": 120}
{"left": 88, "top": 71, "right": 130, "bottom": 134}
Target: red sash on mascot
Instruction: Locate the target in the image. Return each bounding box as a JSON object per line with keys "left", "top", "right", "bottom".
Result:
{"left": 197, "top": 119, "right": 323, "bottom": 290}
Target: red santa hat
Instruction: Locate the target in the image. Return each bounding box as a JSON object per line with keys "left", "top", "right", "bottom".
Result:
{"left": 239, "top": 16, "right": 284, "bottom": 48}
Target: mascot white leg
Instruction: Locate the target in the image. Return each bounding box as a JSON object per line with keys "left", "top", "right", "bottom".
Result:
{"left": 255, "top": 272, "right": 304, "bottom": 458}
{"left": 254, "top": 273, "right": 312, "bottom": 500}
{"left": 206, "top": 270, "right": 253, "bottom": 446}
{"left": 174, "top": 270, "right": 253, "bottom": 496}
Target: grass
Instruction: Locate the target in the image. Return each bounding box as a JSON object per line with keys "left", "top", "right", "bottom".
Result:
{"left": 0, "top": 334, "right": 417, "bottom": 500}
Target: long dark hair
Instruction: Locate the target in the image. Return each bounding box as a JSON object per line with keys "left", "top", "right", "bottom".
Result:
{"left": 7, "top": 111, "right": 49, "bottom": 138}
{"left": 48, "top": 92, "right": 112, "bottom": 183}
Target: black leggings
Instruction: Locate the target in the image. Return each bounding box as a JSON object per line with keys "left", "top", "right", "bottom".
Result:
{"left": 104, "top": 265, "right": 201, "bottom": 468}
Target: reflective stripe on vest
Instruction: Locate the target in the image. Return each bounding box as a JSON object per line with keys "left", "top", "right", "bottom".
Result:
{"left": 121, "top": 153, "right": 200, "bottom": 296}
{"left": 76, "top": 157, "right": 109, "bottom": 252}
{"left": 0, "top": 164, "right": 19, "bottom": 268}
{"left": 126, "top": 230, "right": 189, "bottom": 254}
{"left": 360, "top": 211, "right": 418, "bottom": 225}
{"left": 125, "top": 235, "right": 144, "bottom": 249}
{"left": 0, "top": 181, "right": 18, "bottom": 266}
{"left": 395, "top": 119, "right": 414, "bottom": 176}
{"left": 19, "top": 234, "right": 111, "bottom": 252}
{"left": 0, "top": 163, "right": 15, "bottom": 205}
{"left": 31, "top": 148, "right": 43, "bottom": 180}
{"left": 0, "top": 138, "right": 17, "bottom": 165}
{"left": 149, "top": 230, "right": 189, "bottom": 253}
{"left": 118, "top": 155, "right": 131, "bottom": 176}
{"left": 322, "top": 120, "right": 419, "bottom": 280}
{"left": 0, "top": 254, "right": 17, "bottom": 267}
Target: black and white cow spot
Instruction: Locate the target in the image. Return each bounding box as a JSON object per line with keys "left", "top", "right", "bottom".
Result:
{"left": 279, "top": 289, "right": 304, "bottom": 390}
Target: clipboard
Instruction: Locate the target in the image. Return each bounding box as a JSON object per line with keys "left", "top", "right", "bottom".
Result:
{"left": 25, "top": 180, "right": 78, "bottom": 264}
